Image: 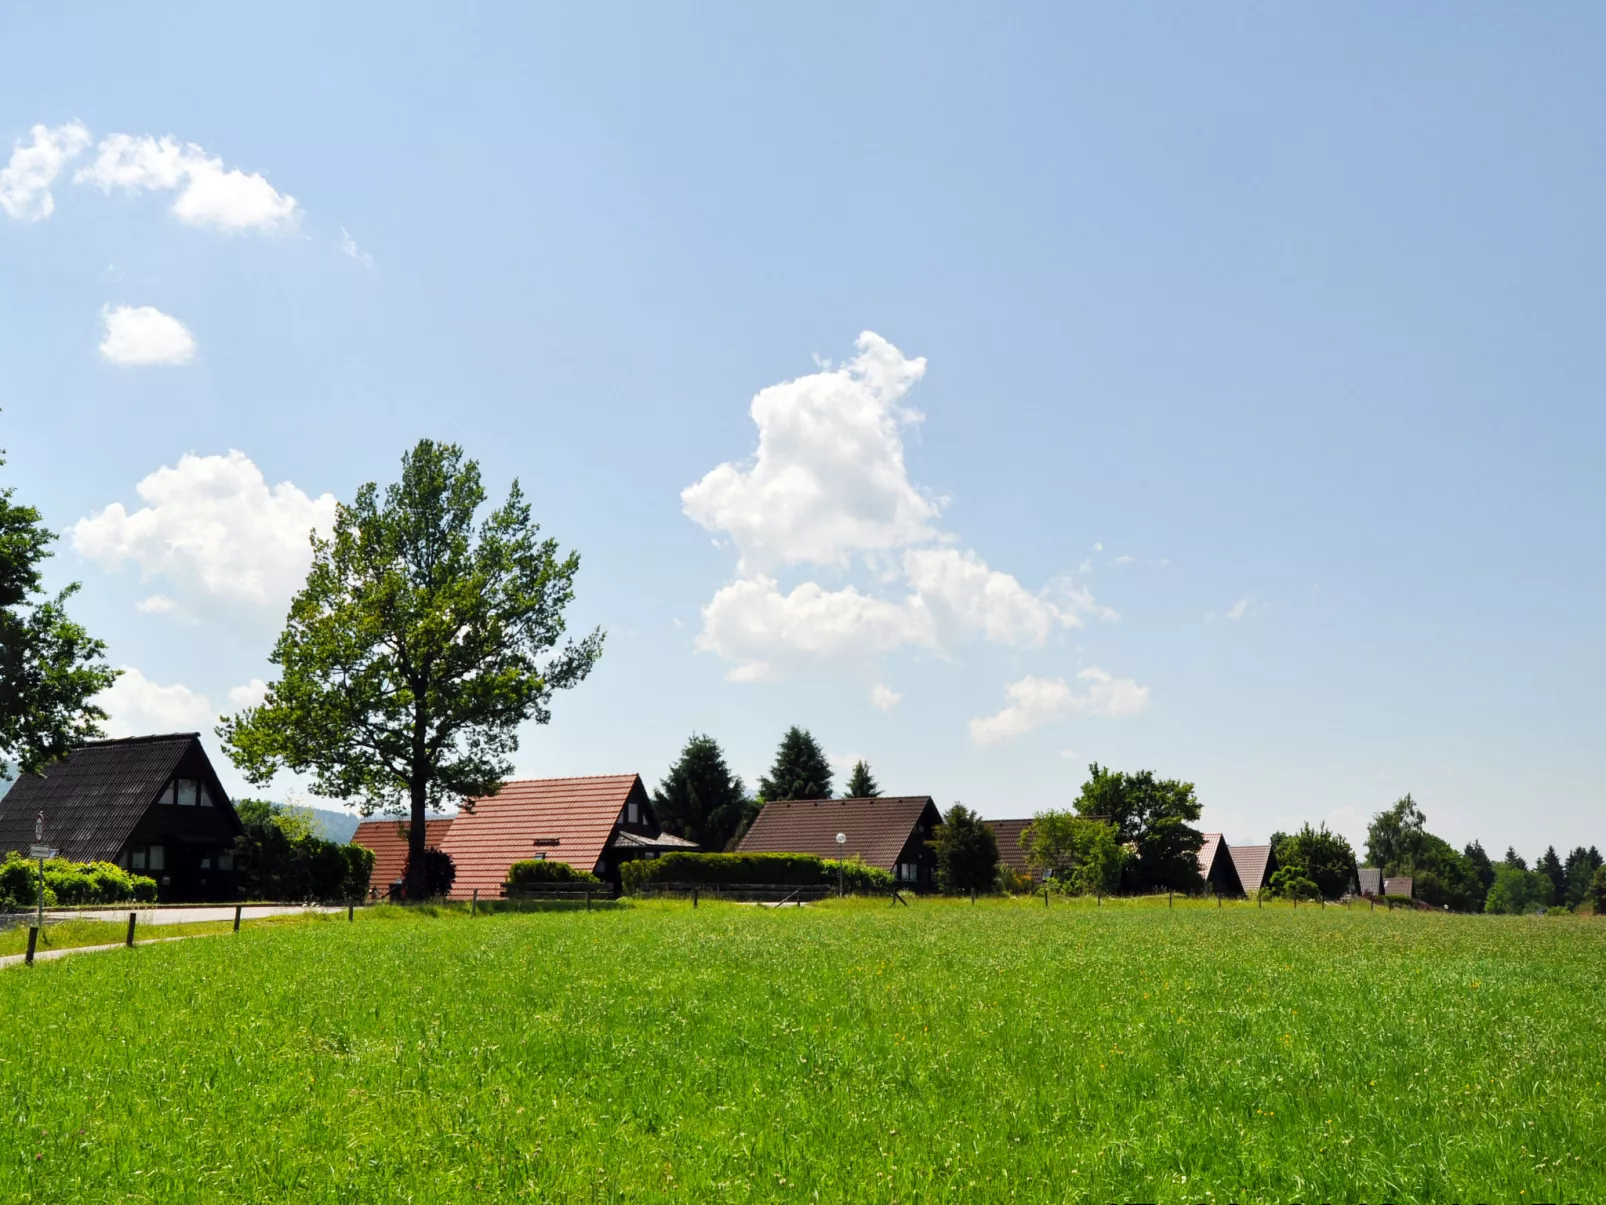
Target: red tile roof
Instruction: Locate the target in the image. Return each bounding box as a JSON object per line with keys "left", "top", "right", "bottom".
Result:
{"left": 351, "top": 817, "right": 455, "bottom": 895}
{"left": 985, "top": 819, "right": 1036, "bottom": 876}
{"left": 737, "top": 796, "right": 939, "bottom": 872}
{"left": 439, "top": 774, "right": 644, "bottom": 900}
{"left": 1198, "top": 833, "right": 1224, "bottom": 879}
{"left": 1229, "top": 843, "right": 1276, "bottom": 895}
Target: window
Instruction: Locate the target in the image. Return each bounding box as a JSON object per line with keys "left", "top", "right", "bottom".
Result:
{"left": 199, "top": 785, "right": 214, "bottom": 807}
{"left": 130, "top": 849, "right": 146, "bottom": 870}
{"left": 199, "top": 854, "right": 212, "bottom": 870}
{"left": 218, "top": 852, "right": 234, "bottom": 872}
{"left": 897, "top": 862, "right": 919, "bottom": 882}
{"left": 626, "top": 802, "right": 640, "bottom": 824}
{"left": 148, "top": 845, "right": 165, "bottom": 871}
{"left": 175, "top": 779, "right": 199, "bottom": 807}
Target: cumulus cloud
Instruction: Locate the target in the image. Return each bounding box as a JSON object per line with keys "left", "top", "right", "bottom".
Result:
{"left": 0, "top": 121, "right": 90, "bottom": 221}
{"left": 136, "top": 594, "right": 178, "bottom": 614}
{"left": 227, "top": 679, "right": 270, "bottom": 710}
{"left": 73, "top": 450, "right": 337, "bottom": 620}
{"left": 98, "top": 304, "right": 196, "bottom": 365}
{"left": 968, "top": 668, "right": 1150, "bottom": 746}
{"left": 97, "top": 667, "right": 218, "bottom": 738}
{"left": 76, "top": 133, "right": 298, "bottom": 231}
{"left": 1225, "top": 596, "right": 1252, "bottom": 620}
{"left": 684, "top": 332, "right": 1109, "bottom": 679}
{"left": 869, "top": 683, "right": 902, "bottom": 712}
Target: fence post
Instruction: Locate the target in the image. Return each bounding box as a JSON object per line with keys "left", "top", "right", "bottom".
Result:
{"left": 1168, "top": 890, "right": 1173, "bottom": 908}
{"left": 1043, "top": 886, "right": 1049, "bottom": 908}
{"left": 233, "top": 904, "right": 242, "bottom": 932}
{"left": 348, "top": 902, "right": 355, "bottom": 922}
{"left": 470, "top": 888, "right": 478, "bottom": 918}
{"left": 585, "top": 888, "right": 592, "bottom": 912}
{"left": 126, "top": 912, "right": 136, "bottom": 947}
{"left": 25, "top": 926, "right": 38, "bottom": 966}
{"left": 1217, "top": 894, "right": 1221, "bottom": 910}
{"left": 1370, "top": 897, "right": 1374, "bottom": 911}
{"left": 971, "top": 888, "right": 976, "bottom": 905}
{"left": 1257, "top": 890, "right": 1262, "bottom": 909}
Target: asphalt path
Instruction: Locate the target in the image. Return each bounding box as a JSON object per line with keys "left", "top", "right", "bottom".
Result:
{"left": 45, "top": 904, "right": 346, "bottom": 925}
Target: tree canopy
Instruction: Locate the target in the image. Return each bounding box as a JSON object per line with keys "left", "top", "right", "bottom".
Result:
{"left": 1073, "top": 763, "right": 1203, "bottom": 893}
{"left": 930, "top": 803, "right": 998, "bottom": 893}
{"left": 1563, "top": 846, "right": 1604, "bottom": 909}
{"left": 652, "top": 733, "right": 752, "bottom": 851}
{"left": 0, "top": 438, "right": 118, "bottom": 777}
{"left": 757, "top": 726, "right": 832, "bottom": 802}
{"left": 1365, "top": 795, "right": 1427, "bottom": 871}
{"left": 1022, "top": 812, "right": 1126, "bottom": 895}
{"left": 845, "top": 760, "right": 880, "bottom": 799}
{"left": 1364, "top": 797, "right": 1484, "bottom": 911}
{"left": 1271, "top": 823, "right": 1357, "bottom": 900}
{"left": 1483, "top": 863, "right": 1555, "bottom": 915}
{"left": 220, "top": 440, "right": 603, "bottom": 897}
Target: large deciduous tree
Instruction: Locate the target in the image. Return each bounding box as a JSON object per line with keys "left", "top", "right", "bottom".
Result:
{"left": 931, "top": 803, "right": 998, "bottom": 893}
{"left": 653, "top": 733, "right": 752, "bottom": 851}
{"left": 1023, "top": 812, "right": 1127, "bottom": 896}
{"left": 220, "top": 440, "right": 604, "bottom": 898}
{"left": 1364, "top": 796, "right": 1483, "bottom": 911}
{"left": 757, "top": 726, "right": 832, "bottom": 802}
{"left": 0, "top": 439, "right": 118, "bottom": 777}
{"left": 1072, "top": 763, "right": 1204, "bottom": 893}
{"left": 1365, "top": 795, "right": 1427, "bottom": 871}
{"left": 1272, "top": 823, "right": 1359, "bottom": 900}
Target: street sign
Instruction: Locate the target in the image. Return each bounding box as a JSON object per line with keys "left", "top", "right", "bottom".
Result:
{"left": 29, "top": 845, "right": 56, "bottom": 859}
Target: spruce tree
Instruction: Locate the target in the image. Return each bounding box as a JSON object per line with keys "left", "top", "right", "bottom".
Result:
{"left": 1538, "top": 845, "right": 1567, "bottom": 906}
{"left": 757, "top": 726, "right": 832, "bottom": 801}
{"left": 653, "top": 733, "right": 751, "bottom": 850}
{"left": 845, "top": 760, "right": 880, "bottom": 799}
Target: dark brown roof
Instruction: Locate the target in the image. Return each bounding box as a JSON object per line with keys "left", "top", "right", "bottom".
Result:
{"left": 351, "top": 817, "right": 456, "bottom": 893}
{"left": 738, "top": 796, "right": 939, "bottom": 872}
{"left": 0, "top": 733, "right": 234, "bottom": 862}
{"left": 985, "top": 819, "right": 1036, "bottom": 876}
{"left": 1230, "top": 844, "right": 1277, "bottom": 894}
{"left": 439, "top": 774, "right": 647, "bottom": 899}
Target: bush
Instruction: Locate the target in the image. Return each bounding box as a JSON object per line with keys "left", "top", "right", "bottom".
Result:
{"left": 400, "top": 848, "right": 456, "bottom": 899}
{"left": 822, "top": 857, "right": 893, "bottom": 893}
{"left": 0, "top": 853, "right": 156, "bottom": 909}
{"left": 1266, "top": 867, "right": 1321, "bottom": 901}
{"left": 622, "top": 852, "right": 825, "bottom": 893}
{"left": 996, "top": 866, "right": 1036, "bottom": 895}
{"left": 506, "top": 859, "right": 600, "bottom": 886}
{"left": 238, "top": 804, "right": 376, "bottom": 902}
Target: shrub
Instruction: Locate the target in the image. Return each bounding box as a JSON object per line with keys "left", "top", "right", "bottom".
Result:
{"left": 0, "top": 853, "right": 156, "bottom": 909}
{"left": 996, "top": 866, "right": 1036, "bottom": 895}
{"left": 622, "top": 852, "right": 825, "bottom": 893}
{"left": 238, "top": 804, "right": 376, "bottom": 902}
{"left": 0, "top": 853, "right": 52, "bottom": 909}
{"left": 822, "top": 857, "right": 893, "bottom": 894}
{"left": 1266, "top": 867, "right": 1321, "bottom": 901}
{"left": 506, "top": 859, "right": 600, "bottom": 886}
{"left": 400, "top": 848, "right": 456, "bottom": 899}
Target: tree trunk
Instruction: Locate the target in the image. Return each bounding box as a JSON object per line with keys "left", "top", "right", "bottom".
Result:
{"left": 406, "top": 776, "right": 429, "bottom": 899}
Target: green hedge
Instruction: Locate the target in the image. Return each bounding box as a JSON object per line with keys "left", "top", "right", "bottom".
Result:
{"left": 622, "top": 852, "right": 826, "bottom": 892}
{"left": 506, "top": 859, "right": 600, "bottom": 886}
{"left": 0, "top": 853, "right": 158, "bottom": 909}
{"left": 621, "top": 852, "right": 896, "bottom": 894}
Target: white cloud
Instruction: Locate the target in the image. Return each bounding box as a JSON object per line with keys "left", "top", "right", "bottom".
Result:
{"left": 0, "top": 121, "right": 91, "bottom": 221}
{"left": 1225, "top": 596, "right": 1252, "bottom": 621}
{"left": 73, "top": 450, "right": 337, "bottom": 619}
{"left": 968, "top": 668, "right": 1150, "bottom": 747}
{"left": 696, "top": 576, "right": 937, "bottom": 682}
{"left": 98, "top": 304, "right": 196, "bottom": 366}
{"left": 76, "top": 133, "right": 298, "bottom": 231}
{"left": 684, "top": 332, "right": 1109, "bottom": 679}
{"left": 682, "top": 331, "right": 939, "bottom": 573}
{"left": 340, "top": 225, "right": 374, "bottom": 268}
{"left": 97, "top": 667, "right": 217, "bottom": 738}
{"left": 869, "top": 683, "right": 902, "bottom": 712}
{"left": 136, "top": 594, "right": 178, "bottom": 614}
{"left": 227, "top": 679, "right": 270, "bottom": 710}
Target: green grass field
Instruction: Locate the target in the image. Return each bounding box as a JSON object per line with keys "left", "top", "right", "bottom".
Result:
{"left": 0, "top": 897, "right": 1601, "bottom": 1203}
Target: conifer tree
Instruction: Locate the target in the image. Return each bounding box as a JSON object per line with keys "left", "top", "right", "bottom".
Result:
{"left": 653, "top": 733, "right": 751, "bottom": 850}
{"left": 845, "top": 759, "right": 880, "bottom": 799}
{"left": 757, "top": 726, "right": 832, "bottom": 802}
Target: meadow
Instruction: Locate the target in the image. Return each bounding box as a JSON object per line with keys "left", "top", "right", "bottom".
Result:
{"left": 0, "top": 897, "right": 1601, "bottom": 1204}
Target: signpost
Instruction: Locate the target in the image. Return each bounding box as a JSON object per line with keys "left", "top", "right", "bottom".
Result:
{"left": 31, "top": 810, "right": 54, "bottom": 930}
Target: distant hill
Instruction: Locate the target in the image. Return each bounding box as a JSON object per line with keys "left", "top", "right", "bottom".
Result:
{"left": 308, "top": 807, "right": 361, "bottom": 844}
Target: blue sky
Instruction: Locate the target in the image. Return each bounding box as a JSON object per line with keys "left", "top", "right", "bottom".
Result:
{"left": 2, "top": 3, "right": 1602, "bottom": 857}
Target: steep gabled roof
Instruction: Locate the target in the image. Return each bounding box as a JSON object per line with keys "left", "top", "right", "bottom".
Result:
{"left": 351, "top": 817, "right": 456, "bottom": 895}
{"left": 0, "top": 733, "right": 226, "bottom": 862}
{"left": 439, "top": 774, "right": 645, "bottom": 899}
{"left": 986, "top": 819, "right": 1036, "bottom": 876}
{"left": 1198, "top": 833, "right": 1225, "bottom": 879}
{"left": 1230, "top": 843, "right": 1277, "bottom": 895}
{"left": 738, "top": 796, "right": 938, "bottom": 872}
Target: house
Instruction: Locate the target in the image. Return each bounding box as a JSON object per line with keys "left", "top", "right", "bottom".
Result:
{"left": 1197, "top": 833, "right": 1245, "bottom": 896}
{"left": 738, "top": 796, "right": 943, "bottom": 888}
{"left": 350, "top": 816, "right": 456, "bottom": 899}
{"left": 0, "top": 733, "right": 244, "bottom": 902}
{"left": 1358, "top": 867, "right": 1383, "bottom": 897}
{"left": 1228, "top": 843, "right": 1279, "bottom": 896}
{"left": 353, "top": 774, "right": 695, "bottom": 899}
{"left": 986, "top": 818, "right": 1036, "bottom": 881}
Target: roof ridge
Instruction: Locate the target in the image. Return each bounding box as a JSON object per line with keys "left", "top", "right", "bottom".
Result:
{"left": 494, "top": 772, "right": 640, "bottom": 785}
{"left": 75, "top": 732, "right": 200, "bottom": 747}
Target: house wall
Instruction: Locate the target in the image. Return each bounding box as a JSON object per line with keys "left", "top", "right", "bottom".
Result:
{"left": 118, "top": 744, "right": 242, "bottom": 902}
{"left": 890, "top": 802, "right": 943, "bottom": 889}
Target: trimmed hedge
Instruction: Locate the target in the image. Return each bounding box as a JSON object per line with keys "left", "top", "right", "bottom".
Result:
{"left": 0, "top": 852, "right": 158, "bottom": 909}
{"left": 621, "top": 852, "right": 896, "bottom": 894}
{"left": 506, "top": 859, "right": 600, "bottom": 886}
{"left": 622, "top": 852, "right": 825, "bottom": 893}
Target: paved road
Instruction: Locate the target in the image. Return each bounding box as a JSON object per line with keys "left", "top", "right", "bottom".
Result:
{"left": 0, "top": 933, "right": 208, "bottom": 970}
{"left": 45, "top": 904, "right": 346, "bottom": 926}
